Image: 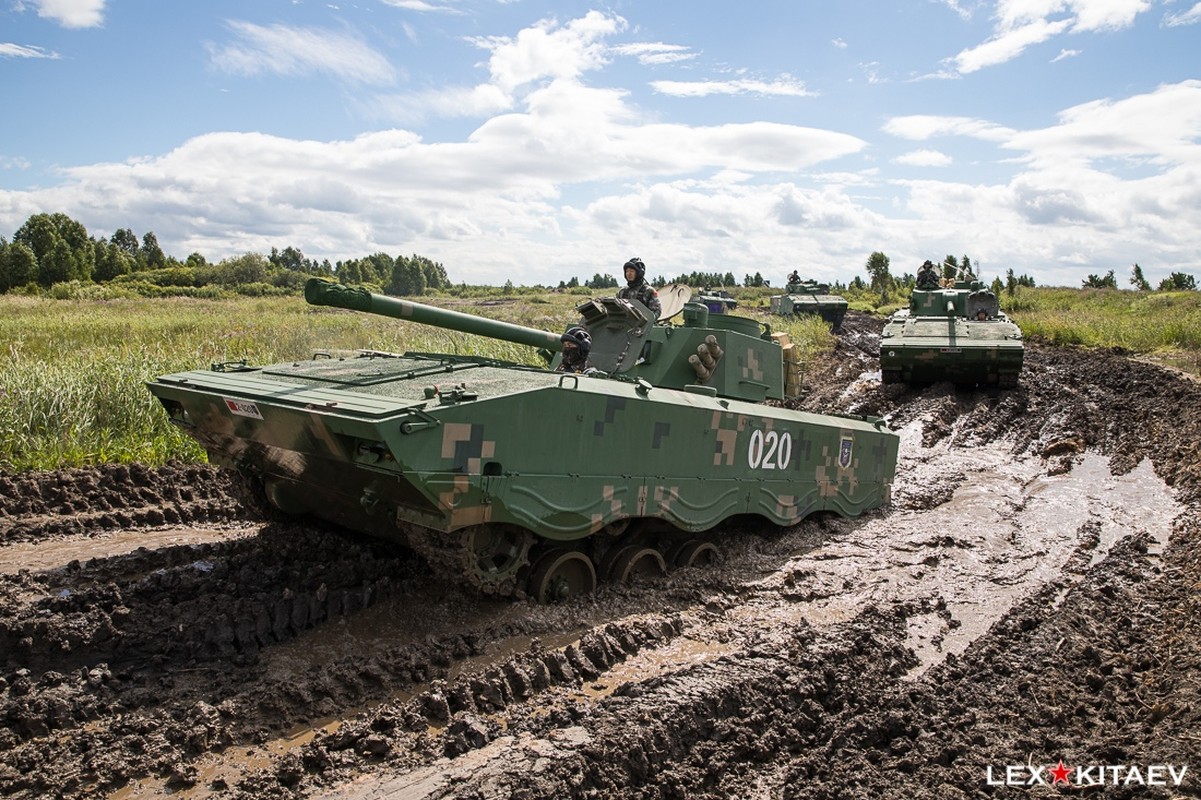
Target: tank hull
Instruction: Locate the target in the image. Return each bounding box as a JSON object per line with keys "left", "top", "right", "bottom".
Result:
{"left": 149, "top": 355, "right": 897, "bottom": 543}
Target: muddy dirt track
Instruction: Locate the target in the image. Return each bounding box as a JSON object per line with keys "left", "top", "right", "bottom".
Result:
{"left": 2, "top": 312, "right": 1200, "bottom": 800}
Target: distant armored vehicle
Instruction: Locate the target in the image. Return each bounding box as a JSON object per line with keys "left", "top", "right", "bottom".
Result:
{"left": 770, "top": 279, "right": 849, "bottom": 329}
{"left": 696, "top": 288, "right": 739, "bottom": 314}
{"left": 880, "top": 277, "right": 1023, "bottom": 387}
{"left": 148, "top": 279, "right": 899, "bottom": 602}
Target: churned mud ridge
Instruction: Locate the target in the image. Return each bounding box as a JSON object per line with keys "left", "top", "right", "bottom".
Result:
{"left": 0, "top": 462, "right": 246, "bottom": 545}
{"left": 280, "top": 607, "right": 914, "bottom": 800}
{"left": 0, "top": 522, "right": 411, "bottom": 675}
{"left": 291, "top": 616, "right": 689, "bottom": 785}
{"left": 0, "top": 520, "right": 428, "bottom": 797}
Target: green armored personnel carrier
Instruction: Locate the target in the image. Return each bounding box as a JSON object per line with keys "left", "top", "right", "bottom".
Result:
{"left": 770, "top": 279, "right": 849, "bottom": 329}
{"left": 880, "top": 277, "right": 1023, "bottom": 387}
{"left": 148, "top": 279, "right": 898, "bottom": 602}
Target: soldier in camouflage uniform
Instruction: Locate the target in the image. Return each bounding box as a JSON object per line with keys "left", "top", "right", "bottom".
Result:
{"left": 916, "top": 260, "right": 941, "bottom": 290}
{"left": 617, "top": 257, "right": 662, "bottom": 319}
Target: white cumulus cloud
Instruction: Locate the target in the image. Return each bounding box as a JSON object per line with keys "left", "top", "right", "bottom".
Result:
{"left": 29, "top": 0, "right": 104, "bottom": 28}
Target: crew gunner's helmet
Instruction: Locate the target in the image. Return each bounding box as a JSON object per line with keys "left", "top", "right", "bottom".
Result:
{"left": 560, "top": 326, "right": 592, "bottom": 358}
{"left": 622, "top": 257, "right": 646, "bottom": 282}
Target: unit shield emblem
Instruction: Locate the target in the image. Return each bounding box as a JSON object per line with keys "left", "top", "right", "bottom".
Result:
{"left": 838, "top": 435, "right": 854, "bottom": 469}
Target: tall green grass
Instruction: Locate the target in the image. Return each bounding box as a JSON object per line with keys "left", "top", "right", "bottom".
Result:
{"left": 1004, "top": 288, "right": 1201, "bottom": 371}
{"left": 0, "top": 294, "right": 572, "bottom": 472}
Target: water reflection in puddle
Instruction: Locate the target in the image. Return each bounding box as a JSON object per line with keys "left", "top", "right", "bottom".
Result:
{"left": 737, "top": 425, "right": 1181, "bottom": 677}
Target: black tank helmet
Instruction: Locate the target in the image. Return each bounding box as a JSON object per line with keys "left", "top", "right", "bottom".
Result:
{"left": 622, "top": 257, "right": 646, "bottom": 282}
{"left": 560, "top": 325, "right": 592, "bottom": 357}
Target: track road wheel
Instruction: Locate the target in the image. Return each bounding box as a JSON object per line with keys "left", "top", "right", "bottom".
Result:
{"left": 529, "top": 549, "right": 596, "bottom": 604}
{"left": 672, "top": 540, "right": 718, "bottom": 568}
{"left": 462, "top": 524, "right": 533, "bottom": 595}
{"left": 604, "top": 546, "right": 666, "bottom": 584}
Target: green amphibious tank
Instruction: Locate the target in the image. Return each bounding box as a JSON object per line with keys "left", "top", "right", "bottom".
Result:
{"left": 770, "top": 279, "right": 849, "bottom": 329}
{"left": 148, "top": 278, "right": 899, "bottom": 602}
{"left": 880, "top": 277, "right": 1023, "bottom": 387}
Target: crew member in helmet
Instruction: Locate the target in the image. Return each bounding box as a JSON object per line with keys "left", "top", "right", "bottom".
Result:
{"left": 557, "top": 325, "right": 593, "bottom": 373}
{"left": 616, "top": 257, "right": 662, "bottom": 319}
{"left": 916, "top": 260, "right": 941, "bottom": 290}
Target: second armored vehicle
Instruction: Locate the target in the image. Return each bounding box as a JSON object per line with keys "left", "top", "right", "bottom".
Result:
{"left": 770, "top": 279, "right": 849, "bottom": 329}
{"left": 695, "top": 288, "right": 739, "bottom": 314}
{"left": 880, "top": 277, "right": 1023, "bottom": 387}
{"left": 148, "top": 279, "right": 899, "bottom": 602}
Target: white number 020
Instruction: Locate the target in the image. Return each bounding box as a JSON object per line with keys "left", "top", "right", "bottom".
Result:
{"left": 747, "top": 429, "right": 792, "bottom": 470}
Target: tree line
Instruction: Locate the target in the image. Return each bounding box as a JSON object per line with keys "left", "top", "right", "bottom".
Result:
{"left": 1085, "top": 264, "right": 1196, "bottom": 292}
{"left": 3, "top": 212, "right": 1195, "bottom": 299}
{"left": 859, "top": 251, "right": 1036, "bottom": 300}
{"left": 557, "top": 270, "right": 753, "bottom": 290}
{"left": 0, "top": 212, "right": 451, "bottom": 297}
{"left": 862, "top": 251, "right": 1194, "bottom": 301}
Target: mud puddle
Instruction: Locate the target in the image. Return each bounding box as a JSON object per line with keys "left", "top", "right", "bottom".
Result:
{"left": 741, "top": 430, "right": 1180, "bottom": 675}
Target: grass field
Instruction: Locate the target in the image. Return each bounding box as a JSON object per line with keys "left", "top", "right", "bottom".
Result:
{"left": 1005, "top": 287, "right": 1201, "bottom": 350}
{"left": 1, "top": 284, "right": 1196, "bottom": 472}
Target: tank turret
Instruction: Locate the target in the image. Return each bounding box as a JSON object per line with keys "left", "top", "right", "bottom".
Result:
{"left": 148, "top": 277, "right": 898, "bottom": 602}
{"left": 307, "top": 279, "right": 786, "bottom": 403}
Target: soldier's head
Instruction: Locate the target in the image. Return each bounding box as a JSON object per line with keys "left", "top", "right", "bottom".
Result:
{"left": 922, "top": 260, "right": 934, "bottom": 269}
{"left": 622, "top": 257, "right": 645, "bottom": 284}
{"left": 560, "top": 326, "right": 591, "bottom": 363}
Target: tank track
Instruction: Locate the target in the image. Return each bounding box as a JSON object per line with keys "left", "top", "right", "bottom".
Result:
{"left": 397, "top": 522, "right": 534, "bottom": 598}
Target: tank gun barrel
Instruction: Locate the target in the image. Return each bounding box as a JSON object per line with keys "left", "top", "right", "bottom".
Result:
{"left": 305, "top": 278, "right": 563, "bottom": 352}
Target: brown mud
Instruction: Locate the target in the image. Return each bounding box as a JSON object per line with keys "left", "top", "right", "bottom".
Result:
{"left": 2, "top": 310, "right": 1200, "bottom": 799}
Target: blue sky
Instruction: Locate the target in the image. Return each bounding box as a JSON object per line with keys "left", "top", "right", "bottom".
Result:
{"left": 2, "top": 0, "right": 1199, "bottom": 287}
